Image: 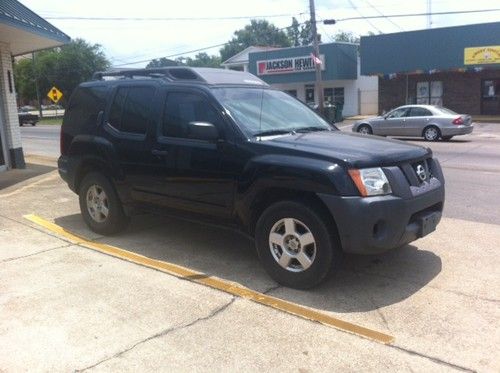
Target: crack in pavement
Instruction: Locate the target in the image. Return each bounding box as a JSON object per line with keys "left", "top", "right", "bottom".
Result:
{"left": 389, "top": 344, "right": 477, "bottom": 372}
{"left": 74, "top": 296, "right": 237, "bottom": 372}
{"left": 0, "top": 244, "right": 71, "bottom": 263}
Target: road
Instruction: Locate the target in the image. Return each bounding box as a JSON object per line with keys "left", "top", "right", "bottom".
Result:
{"left": 21, "top": 122, "right": 500, "bottom": 225}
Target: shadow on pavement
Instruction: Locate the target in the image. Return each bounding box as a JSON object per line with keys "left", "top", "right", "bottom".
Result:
{"left": 0, "top": 163, "right": 56, "bottom": 190}
{"left": 54, "top": 212, "right": 442, "bottom": 313}
{"left": 392, "top": 137, "right": 471, "bottom": 143}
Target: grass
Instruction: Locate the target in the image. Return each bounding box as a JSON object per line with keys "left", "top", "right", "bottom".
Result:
{"left": 38, "top": 117, "right": 63, "bottom": 125}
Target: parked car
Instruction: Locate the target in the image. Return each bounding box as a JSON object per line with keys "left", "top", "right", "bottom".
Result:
{"left": 18, "top": 110, "right": 39, "bottom": 126}
{"left": 352, "top": 105, "right": 473, "bottom": 141}
{"left": 59, "top": 67, "right": 445, "bottom": 289}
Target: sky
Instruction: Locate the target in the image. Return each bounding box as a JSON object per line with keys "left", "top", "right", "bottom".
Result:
{"left": 19, "top": 0, "right": 500, "bottom": 67}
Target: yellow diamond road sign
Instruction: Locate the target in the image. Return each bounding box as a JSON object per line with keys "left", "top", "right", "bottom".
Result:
{"left": 47, "top": 86, "right": 63, "bottom": 103}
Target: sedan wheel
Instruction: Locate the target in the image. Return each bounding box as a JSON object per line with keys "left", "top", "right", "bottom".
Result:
{"left": 423, "top": 126, "right": 440, "bottom": 141}
{"left": 357, "top": 124, "right": 372, "bottom": 135}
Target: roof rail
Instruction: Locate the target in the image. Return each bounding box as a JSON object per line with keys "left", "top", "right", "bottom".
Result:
{"left": 92, "top": 67, "right": 205, "bottom": 82}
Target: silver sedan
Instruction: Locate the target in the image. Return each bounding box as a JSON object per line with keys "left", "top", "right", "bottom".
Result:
{"left": 352, "top": 105, "right": 474, "bottom": 141}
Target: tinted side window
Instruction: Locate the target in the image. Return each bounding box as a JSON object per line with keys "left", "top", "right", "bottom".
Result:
{"left": 388, "top": 108, "right": 408, "bottom": 118}
{"left": 162, "top": 92, "right": 221, "bottom": 138}
{"left": 409, "top": 107, "right": 432, "bottom": 117}
{"left": 109, "top": 86, "right": 155, "bottom": 135}
{"left": 65, "top": 86, "right": 108, "bottom": 129}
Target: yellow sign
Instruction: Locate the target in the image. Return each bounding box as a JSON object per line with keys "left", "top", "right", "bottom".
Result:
{"left": 47, "top": 86, "right": 63, "bottom": 103}
{"left": 464, "top": 45, "right": 500, "bottom": 65}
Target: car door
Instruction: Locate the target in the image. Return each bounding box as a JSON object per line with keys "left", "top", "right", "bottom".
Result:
{"left": 378, "top": 107, "right": 409, "bottom": 136}
{"left": 404, "top": 107, "right": 433, "bottom": 136}
{"left": 146, "top": 88, "right": 235, "bottom": 218}
{"left": 102, "top": 83, "right": 162, "bottom": 195}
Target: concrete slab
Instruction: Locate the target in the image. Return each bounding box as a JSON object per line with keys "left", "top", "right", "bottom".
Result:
{"left": 0, "top": 245, "right": 233, "bottom": 371}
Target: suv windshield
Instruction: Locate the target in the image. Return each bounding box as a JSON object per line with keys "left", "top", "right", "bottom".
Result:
{"left": 212, "top": 88, "right": 333, "bottom": 137}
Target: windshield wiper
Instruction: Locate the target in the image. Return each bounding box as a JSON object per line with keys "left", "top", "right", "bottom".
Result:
{"left": 294, "top": 126, "right": 330, "bottom": 133}
{"left": 253, "top": 129, "right": 295, "bottom": 137}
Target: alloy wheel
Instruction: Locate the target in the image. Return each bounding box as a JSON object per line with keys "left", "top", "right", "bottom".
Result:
{"left": 268, "top": 218, "right": 317, "bottom": 273}
{"left": 86, "top": 184, "right": 109, "bottom": 223}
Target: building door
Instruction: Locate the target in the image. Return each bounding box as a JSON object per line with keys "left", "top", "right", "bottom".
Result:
{"left": 482, "top": 79, "right": 500, "bottom": 115}
{"left": 0, "top": 95, "right": 8, "bottom": 171}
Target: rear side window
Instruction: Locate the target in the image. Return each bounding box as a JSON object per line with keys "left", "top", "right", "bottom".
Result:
{"left": 108, "top": 86, "right": 155, "bottom": 135}
{"left": 162, "top": 92, "right": 222, "bottom": 138}
{"left": 65, "top": 86, "right": 108, "bottom": 129}
{"left": 409, "top": 107, "right": 432, "bottom": 117}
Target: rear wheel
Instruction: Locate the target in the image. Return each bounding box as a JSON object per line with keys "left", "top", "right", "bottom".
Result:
{"left": 423, "top": 126, "right": 440, "bottom": 141}
{"left": 357, "top": 124, "right": 372, "bottom": 135}
{"left": 441, "top": 136, "right": 453, "bottom": 141}
{"left": 255, "top": 201, "right": 342, "bottom": 289}
{"left": 79, "top": 172, "right": 129, "bottom": 235}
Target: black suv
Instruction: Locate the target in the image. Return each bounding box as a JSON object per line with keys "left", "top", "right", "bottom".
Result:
{"left": 59, "top": 67, "right": 445, "bottom": 289}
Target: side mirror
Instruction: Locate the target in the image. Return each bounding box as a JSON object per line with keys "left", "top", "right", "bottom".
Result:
{"left": 187, "top": 121, "right": 219, "bottom": 141}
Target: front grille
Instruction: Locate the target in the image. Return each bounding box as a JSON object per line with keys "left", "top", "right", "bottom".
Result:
{"left": 400, "top": 158, "right": 433, "bottom": 186}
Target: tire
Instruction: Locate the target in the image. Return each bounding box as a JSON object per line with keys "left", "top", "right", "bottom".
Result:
{"left": 441, "top": 136, "right": 453, "bottom": 141}
{"left": 423, "top": 126, "right": 440, "bottom": 141}
{"left": 357, "top": 124, "right": 372, "bottom": 135}
{"left": 79, "top": 172, "right": 129, "bottom": 235}
{"left": 255, "top": 200, "right": 342, "bottom": 289}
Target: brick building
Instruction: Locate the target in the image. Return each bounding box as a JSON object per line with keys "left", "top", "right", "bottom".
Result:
{"left": 360, "top": 22, "right": 500, "bottom": 115}
{"left": 0, "top": 0, "right": 70, "bottom": 172}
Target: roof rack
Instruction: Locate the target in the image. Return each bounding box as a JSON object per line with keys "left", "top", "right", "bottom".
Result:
{"left": 91, "top": 67, "right": 268, "bottom": 87}
{"left": 92, "top": 67, "right": 205, "bottom": 82}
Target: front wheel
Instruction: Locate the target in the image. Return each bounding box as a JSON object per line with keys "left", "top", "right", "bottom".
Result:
{"left": 357, "top": 124, "right": 372, "bottom": 135}
{"left": 79, "top": 172, "right": 129, "bottom": 235}
{"left": 255, "top": 201, "right": 342, "bottom": 289}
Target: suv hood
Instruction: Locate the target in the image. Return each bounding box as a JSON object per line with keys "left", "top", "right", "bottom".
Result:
{"left": 262, "top": 131, "right": 430, "bottom": 168}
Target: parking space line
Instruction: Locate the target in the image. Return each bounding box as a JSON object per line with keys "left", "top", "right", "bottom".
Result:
{"left": 24, "top": 213, "right": 395, "bottom": 345}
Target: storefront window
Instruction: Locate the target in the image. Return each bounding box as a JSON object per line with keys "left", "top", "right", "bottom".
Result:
{"left": 324, "top": 88, "right": 344, "bottom": 105}
{"left": 417, "top": 81, "right": 442, "bottom": 106}
{"left": 305, "top": 84, "right": 315, "bottom": 104}
{"left": 483, "top": 80, "right": 498, "bottom": 98}
{"left": 285, "top": 90, "right": 297, "bottom": 98}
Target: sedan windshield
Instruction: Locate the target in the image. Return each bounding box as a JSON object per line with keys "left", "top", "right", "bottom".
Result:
{"left": 212, "top": 88, "right": 333, "bottom": 137}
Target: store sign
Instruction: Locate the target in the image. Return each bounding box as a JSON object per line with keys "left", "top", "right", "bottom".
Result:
{"left": 464, "top": 45, "right": 500, "bottom": 65}
{"left": 256, "top": 55, "right": 325, "bottom": 75}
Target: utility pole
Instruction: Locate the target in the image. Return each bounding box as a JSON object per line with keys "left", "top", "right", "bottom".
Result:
{"left": 309, "top": 0, "right": 324, "bottom": 114}
{"left": 32, "top": 52, "right": 43, "bottom": 118}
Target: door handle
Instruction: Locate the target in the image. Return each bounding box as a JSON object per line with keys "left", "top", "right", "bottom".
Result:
{"left": 151, "top": 149, "right": 168, "bottom": 156}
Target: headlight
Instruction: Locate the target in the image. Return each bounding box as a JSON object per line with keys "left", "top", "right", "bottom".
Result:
{"left": 348, "top": 168, "right": 392, "bottom": 197}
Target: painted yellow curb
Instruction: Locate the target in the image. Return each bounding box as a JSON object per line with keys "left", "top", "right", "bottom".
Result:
{"left": 24, "top": 213, "right": 395, "bottom": 345}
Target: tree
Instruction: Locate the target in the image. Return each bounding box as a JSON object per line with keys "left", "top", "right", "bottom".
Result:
{"left": 146, "top": 57, "right": 179, "bottom": 68}
{"left": 287, "top": 18, "right": 314, "bottom": 47}
{"left": 333, "top": 30, "right": 360, "bottom": 44}
{"left": 14, "top": 38, "right": 109, "bottom": 106}
{"left": 220, "top": 20, "right": 291, "bottom": 62}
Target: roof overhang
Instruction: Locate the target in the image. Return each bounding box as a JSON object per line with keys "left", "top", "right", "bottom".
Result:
{"left": 0, "top": 0, "right": 70, "bottom": 56}
{"left": 0, "top": 22, "right": 68, "bottom": 55}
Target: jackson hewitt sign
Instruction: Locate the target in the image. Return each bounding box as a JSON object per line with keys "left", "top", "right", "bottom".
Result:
{"left": 257, "top": 55, "right": 325, "bottom": 75}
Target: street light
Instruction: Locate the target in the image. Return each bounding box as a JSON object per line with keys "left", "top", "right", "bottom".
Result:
{"left": 323, "top": 19, "right": 336, "bottom": 25}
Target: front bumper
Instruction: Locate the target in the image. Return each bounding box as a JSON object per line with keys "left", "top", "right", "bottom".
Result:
{"left": 441, "top": 124, "right": 473, "bottom": 137}
{"left": 318, "top": 159, "right": 445, "bottom": 254}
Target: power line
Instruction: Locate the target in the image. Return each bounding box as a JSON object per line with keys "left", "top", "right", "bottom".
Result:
{"left": 346, "top": 0, "right": 383, "bottom": 34}
{"left": 335, "top": 8, "right": 500, "bottom": 22}
{"left": 42, "top": 13, "right": 303, "bottom": 21}
{"left": 363, "top": 0, "right": 404, "bottom": 31}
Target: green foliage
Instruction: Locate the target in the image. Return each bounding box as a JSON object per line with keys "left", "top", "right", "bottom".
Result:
{"left": 146, "top": 57, "right": 179, "bottom": 68}
{"left": 333, "top": 30, "right": 360, "bottom": 44}
{"left": 14, "top": 39, "right": 109, "bottom": 106}
{"left": 287, "top": 17, "right": 313, "bottom": 47}
{"left": 220, "top": 20, "right": 291, "bottom": 62}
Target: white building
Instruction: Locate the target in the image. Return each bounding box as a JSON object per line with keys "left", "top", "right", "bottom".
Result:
{"left": 0, "top": 0, "right": 70, "bottom": 171}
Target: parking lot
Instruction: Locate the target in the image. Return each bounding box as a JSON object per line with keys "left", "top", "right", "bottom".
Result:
{"left": 0, "top": 123, "right": 499, "bottom": 371}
